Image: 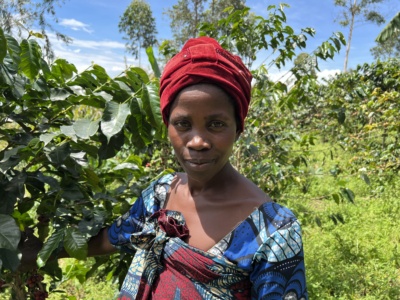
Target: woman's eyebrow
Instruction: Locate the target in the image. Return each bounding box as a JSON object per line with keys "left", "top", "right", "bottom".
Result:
{"left": 204, "top": 113, "right": 230, "bottom": 120}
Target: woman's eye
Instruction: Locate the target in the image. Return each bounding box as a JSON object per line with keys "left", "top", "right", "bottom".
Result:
{"left": 209, "top": 121, "right": 225, "bottom": 128}
{"left": 174, "top": 120, "right": 190, "bottom": 129}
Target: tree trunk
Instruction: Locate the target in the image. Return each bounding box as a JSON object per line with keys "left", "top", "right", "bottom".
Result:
{"left": 11, "top": 274, "right": 27, "bottom": 300}
{"left": 344, "top": 0, "right": 358, "bottom": 72}
{"left": 193, "top": 0, "right": 199, "bottom": 37}
{"left": 138, "top": 40, "right": 142, "bottom": 67}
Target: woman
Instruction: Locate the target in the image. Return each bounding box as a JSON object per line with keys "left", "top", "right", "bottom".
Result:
{"left": 22, "top": 37, "right": 307, "bottom": 299}
{"left": 105, "top": 37, "right": 308, "bottom": 299}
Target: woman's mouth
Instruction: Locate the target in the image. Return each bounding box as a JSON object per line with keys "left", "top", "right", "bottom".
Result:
{"left": 185, "top": 159, "right": 214, "bottom": 168}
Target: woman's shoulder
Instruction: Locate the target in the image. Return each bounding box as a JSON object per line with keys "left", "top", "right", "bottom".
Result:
{"left": 255, "top": 201, "right": 299, "bottom": 228}
{"left": 222, "top": 202, "right": 301, "bottom": 268}
{"left": 230, "top": 201, "right": 299, "bottom": 244}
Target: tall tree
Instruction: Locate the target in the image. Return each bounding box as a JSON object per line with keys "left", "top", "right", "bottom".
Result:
{"left": 0, "top": 0, "right": 70, "bottom": 59}
{"left": 165, "top": 0, "right": 207, "bottom": 47}
{"left": 334, "top": 0, "right": 386, "bottom": 72}
{"left": 370, "top": 38, "right": 400, "bottom": 60}
{"left": 165, "top": 0, "right": 245, "bottom": 48}
{"left": 372, "top": 11, "right": 400, "bottom": 60}
{"left": 294, "top": 52, "right": 317, "bottom": 77}
{"left": 119, "top": 0, "right": 158, "bottom": 65}
{"left": 204, "top": 0, "right": 246, "bottom": 26}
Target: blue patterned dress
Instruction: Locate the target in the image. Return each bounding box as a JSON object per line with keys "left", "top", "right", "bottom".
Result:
{"left": 108, "top": 173, "right": 308, "bottom": 299}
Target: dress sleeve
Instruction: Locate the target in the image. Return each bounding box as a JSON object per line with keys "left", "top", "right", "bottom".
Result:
{"left": 250, "top": 220, "right": 308, "bottom": 300}
{"left": 107, "top": 196, "right": 148, "bottom": 253}
{"left": 107, "top": 174, "right": 173, "bottom": 253}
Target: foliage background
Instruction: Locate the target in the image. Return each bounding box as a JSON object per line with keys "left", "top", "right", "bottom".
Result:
{"left": 1, "top": 2, "right": 400, "bottom": 299}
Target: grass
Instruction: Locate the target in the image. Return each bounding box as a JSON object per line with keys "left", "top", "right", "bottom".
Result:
{"left": 47, "top": 258, "right": 119, "bottom": 300}
{"left": 48, "top": 278, "right": 118, "bottom": 300}
{"left": 283, "top": 141, "right": 400, "bottom": 299}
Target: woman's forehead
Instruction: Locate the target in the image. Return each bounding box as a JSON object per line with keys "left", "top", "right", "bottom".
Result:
{"left": 171, "top": 84, "right": 233, "bottom": 108}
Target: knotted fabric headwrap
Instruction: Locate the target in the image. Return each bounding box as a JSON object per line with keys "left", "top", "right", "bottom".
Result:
{"left": 159, "top": 36, "right": 252, "bottom": 132}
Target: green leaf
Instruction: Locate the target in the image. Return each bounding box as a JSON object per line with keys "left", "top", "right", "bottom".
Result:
{"left": 0, "top": 147, "right": 23, "bottom": 173}
{"left": 99, "top": 130, "right": 125, "bottom": 161}
{"left": 11, "top": 74, "right": 26, "bottom": 99}
{"left": 341, "top": 188, "right": 355, "bottom": 203}
{"left": 61, "top": 125, "right": 77, "bottom": 142}
{"left": 29, "top": 31, "right": 45, "bottom": 39}
{"left": 114, "top": 163, "right": 140, "bottom": 171}
{"left": 51, "top": 58, "right": 77, "bottom": 83}
{"left": 83, "top": 169, "right": 102, "bottom": 193}
{"left": 78, "top": 208, "right": 106, "bottom": 237}
{"left": 335, "top": 213, "right": 345, "bottom": 224}
{"left": 40, "top": 57, "right": 52, "bottom": 79}
{"left": 20, "top": 39, "right": 41, "bottom": 80}
{"left": 332, "top": 193, "right": 341, "bottom": 204}
{"left": 146, "top": 47, "right": 161, "bottom": 78}
{"left": 37, "top": 228, "right": 66, "bottom": 268}
{"left": 142, "top": 83, "right": 162, "bottom": 129}
{"left": 91, "top": 64, "right": 110, "bottom": 84}
{"left": 47, "top": 143, "right": 71, "bottom": 166}
{"left": 64, "top": 227, "right": 87, "bottom": 260}
{"left": 5, "top": 34, "right": 21, "bottom": 64}
{"left": 0, "top": 27, "right": 7, "bottom": 63}
{"left": 101, "top": 101, "right": 131, "bottom": 142}
{"left": 0, "top": 248, "right": 20, "bottom": 272}
{"left": 0, "top": 63, "right": 13, "bottom": 87}
{"left": 128, "top": 114, "right": 152, "bottom": 149}
{"left": 0, "top": 173, "right": 26, "bottom": 215}
{"left": 49, "top": 88, "right": 72, "bottom": 101}
{"left": 360, "top": 173, "right": 371, "bottom": 185}
{"left": 60, "top": 169, "right": 84, "bottom": 189}
{"left": 125, "top": 70, "right": 145, "bottom": 92}
{"left": 331, "top": 37, "right": 342, "bottom": 52}
{"left": 33, "top": 76, "right": 50, "bottom": 94}
{"left": 128, "top": 97, "right": 153, "bottom": 148}
{"left": 41, "top": 259, "right": 62, "bottom": 281}
{"left": 63, "top": 261, "right": 90, "bottom": 284}
{"left": 73, "top": 119, "right": 100, "bottom": 139}
{"left": 0, "top": 215, "right": 21, "bottom": 250}
{"left": 131, "top": 67, "right": 150, "bottom": 84}
{"left": 376, "top": 12, "right": 400, "bottom": 43}
{"left": 337, "top": 108, "right": 346, "bottom": 125}
{"left": 40, "top": 133, "right": 59, "bottom": 146}
{"left": 315, "top": 216, "right": 322, "bottom": 227}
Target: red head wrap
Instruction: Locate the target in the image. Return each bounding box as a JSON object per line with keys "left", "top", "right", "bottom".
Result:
{"left": 159, "top": 37, "right": 252, "bottom": 132}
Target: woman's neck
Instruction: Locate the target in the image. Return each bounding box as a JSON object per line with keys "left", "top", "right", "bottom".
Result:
{"left": 182, "top": 163, "right": 240, "bottom": 196}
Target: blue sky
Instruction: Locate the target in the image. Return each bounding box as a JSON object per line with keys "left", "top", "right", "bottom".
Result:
{"left": 45, "top": 0, "right": 399, "bottom": 79}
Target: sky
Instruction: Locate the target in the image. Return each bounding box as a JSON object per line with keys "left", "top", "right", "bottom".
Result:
{"left": 41, "top": 0, "right": 400, "bottom": 80}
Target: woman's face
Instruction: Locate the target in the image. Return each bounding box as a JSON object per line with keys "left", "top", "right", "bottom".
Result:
{"left": 168, "top": 84, "right": 239, "bottom": 183}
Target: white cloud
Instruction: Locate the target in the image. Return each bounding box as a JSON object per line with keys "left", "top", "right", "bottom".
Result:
{"left": 42, "top": 33, "right": 142, "bottom": 77}
{"left": 70, "top": 39, "right": 125, "bottom": 50}
{"left": 317, "top": 69, "right": 341, "bottom": 81}
{"left": 60, "top": 19, "right": 93, "bottom": 34}
{"left": 268, "top": 70, "right": 293, "bottom": 84}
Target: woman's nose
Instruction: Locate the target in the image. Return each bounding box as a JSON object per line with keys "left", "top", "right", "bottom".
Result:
{"left": 186, "top": 134, "right": 211, "bottom": 150}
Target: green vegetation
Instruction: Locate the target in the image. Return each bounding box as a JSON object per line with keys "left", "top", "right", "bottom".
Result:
{"left": 1, "top": 3, "right": 399, "bottom": 299}
{"left": 284, "top": 143, "right": 400, "bottom": 299}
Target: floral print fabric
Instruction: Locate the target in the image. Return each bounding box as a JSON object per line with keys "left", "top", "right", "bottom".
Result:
{"left": 108, "top": 174, "right": 308, "bottom": 299}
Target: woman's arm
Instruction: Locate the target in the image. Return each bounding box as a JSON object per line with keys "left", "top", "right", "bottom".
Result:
{"left": 87, "top": 227, "right": 117, "bottom": 256}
